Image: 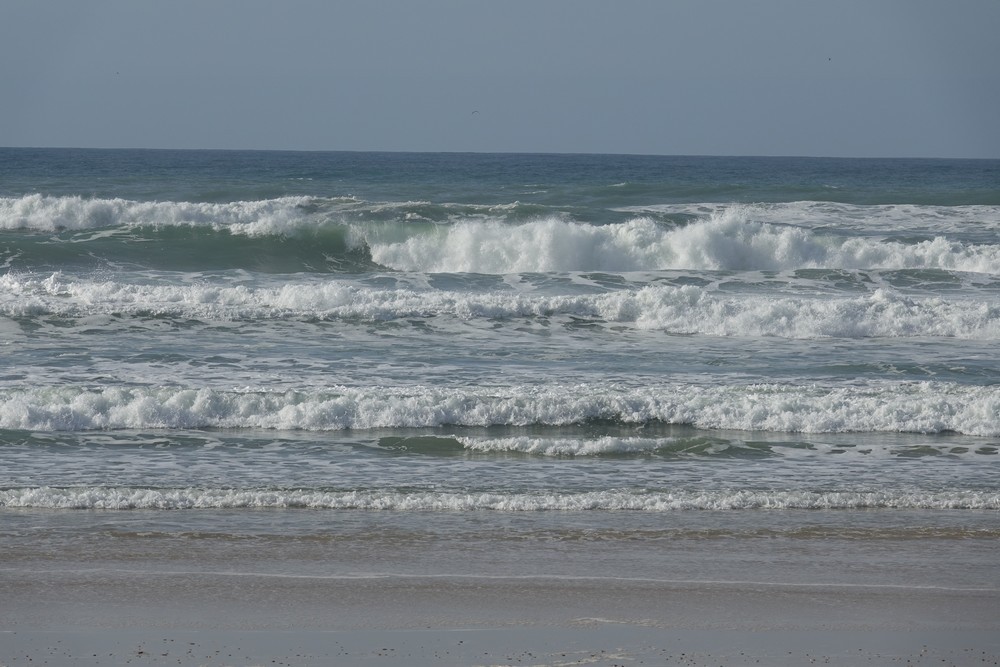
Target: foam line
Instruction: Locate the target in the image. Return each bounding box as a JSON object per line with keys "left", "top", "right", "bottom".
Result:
{"left": 3, "top": 487, "right": 997, "bottom": 510}
{"left": 2, "top": 382, "right": 999, "bottom": 435}
{"left": 3, "top": 273, "right": 999, "bottom": 338}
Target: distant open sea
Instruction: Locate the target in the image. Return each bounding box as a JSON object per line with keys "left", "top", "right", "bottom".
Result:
{"left": 2, "top": 148, "right": 999, "bottom": 591}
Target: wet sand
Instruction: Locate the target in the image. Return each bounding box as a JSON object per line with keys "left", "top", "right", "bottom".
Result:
{"left": 5, "top": 626, "right": 1000, "bottom": 666}
{"left": 3, "top": 569, "right": 999, "bottom": 666}
{"left": 3, "top": 508, "right": 999, "bottom": 666}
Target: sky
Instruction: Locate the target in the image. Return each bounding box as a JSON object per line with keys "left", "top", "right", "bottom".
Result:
{"left": 2, "top": 0, "right": 998, "bottom": 158}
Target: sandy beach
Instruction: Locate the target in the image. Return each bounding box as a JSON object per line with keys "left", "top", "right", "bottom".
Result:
{"left": 4, "top": 574, "right": 999, "bottom": 666}
{"left": 3, "top": 509, "right": 999, "bottom": 667}
{"left": 6, "top": 626, "right": 1000, "bottom": 666}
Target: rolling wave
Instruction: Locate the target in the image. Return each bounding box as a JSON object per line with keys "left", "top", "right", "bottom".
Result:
{"left": 2, "top": 382, "right": 998, "bottom": 435}
{"left": 4, "top": 273, "right": 998, "bottom": 338}
{"left": 0, "top": 194, "right": 317, "bottom": 233}
{"left": 4, "top": 195, "right": 1000, "bottom": 275}
{"left": 364, "top": 212, "right": 1000, "bottom": 274}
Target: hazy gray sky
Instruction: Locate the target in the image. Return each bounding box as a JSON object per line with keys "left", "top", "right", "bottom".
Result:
{"left": 2, "top": 0, "right": 998, "bottom": 157}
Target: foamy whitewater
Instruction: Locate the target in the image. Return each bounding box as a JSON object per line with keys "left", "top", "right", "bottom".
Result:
{"left": 2, "top": 149, "right": 998, "bottom": 540}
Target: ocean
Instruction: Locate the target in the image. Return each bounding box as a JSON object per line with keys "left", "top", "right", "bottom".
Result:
{"left": 2, "top": 148, "right": 999, "bottom": 606}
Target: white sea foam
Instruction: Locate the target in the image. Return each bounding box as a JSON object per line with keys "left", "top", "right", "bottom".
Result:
{"left": 2, "top": 382, "right": 999, "bottom": 435}
{"left": 4, "top": 273, "right": 999, "bottom": 339}
{"left": 604, "top": 285, "right": 1000, "bottom": 337}
{"left": 2, "top": 486, "right": 996, "bottom": 510}
{"left": 366, "top": 217, "right": 671, "bottom": 273}
{"left": 457, "top": 436, "right": 996, "bottom": 459}
{"left": 364, "top": 209, "right": 1000, "bottom": 274}
{"left": 458, "top": 436, "right": 673, "bottom": 456}
{"left": 0, "top": 194, "right": 316, "bottom": 235}
{"left": 614, "top": 202, "right": 1000, "bottom": 236}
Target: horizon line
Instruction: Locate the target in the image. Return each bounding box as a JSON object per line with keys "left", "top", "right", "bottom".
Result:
{"left": 2, "top": 145, "right": 997, "bottom": 161}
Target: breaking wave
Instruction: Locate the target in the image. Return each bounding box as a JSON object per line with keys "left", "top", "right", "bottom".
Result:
{"left": 4, "top": 273, "right": 999, "bottom": 338}
{"left": 365, "top": 213, "right": 1000, "bottom": 274}
{"left": 4, "top": 196, "right": 1000, "bottom": 274}
{"left": 2, "top": 382, "right": 999, "bottom": 435}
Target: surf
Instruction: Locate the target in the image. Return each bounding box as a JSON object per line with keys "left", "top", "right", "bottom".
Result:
{"left": 4, "top": 272, "right": 999, "bottom": 339}
{"left": 3, "top": 381, "right": 1000, "bottom": 436}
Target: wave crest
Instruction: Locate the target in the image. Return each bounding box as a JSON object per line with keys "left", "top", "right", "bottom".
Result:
{"left": 0, "top": 194, "right": 318, "bottom": 235}
{"left": 5, "top": 197, "right": 1000, "bottom": 274}
{"left": 2, "top": 382, "right": 999, "bottom": 435}
{"left": 364, "top": 208, "right": 1000, "bottom": 274}
{"left": 4, "top": 274, "right": 999, "bottom": 338}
